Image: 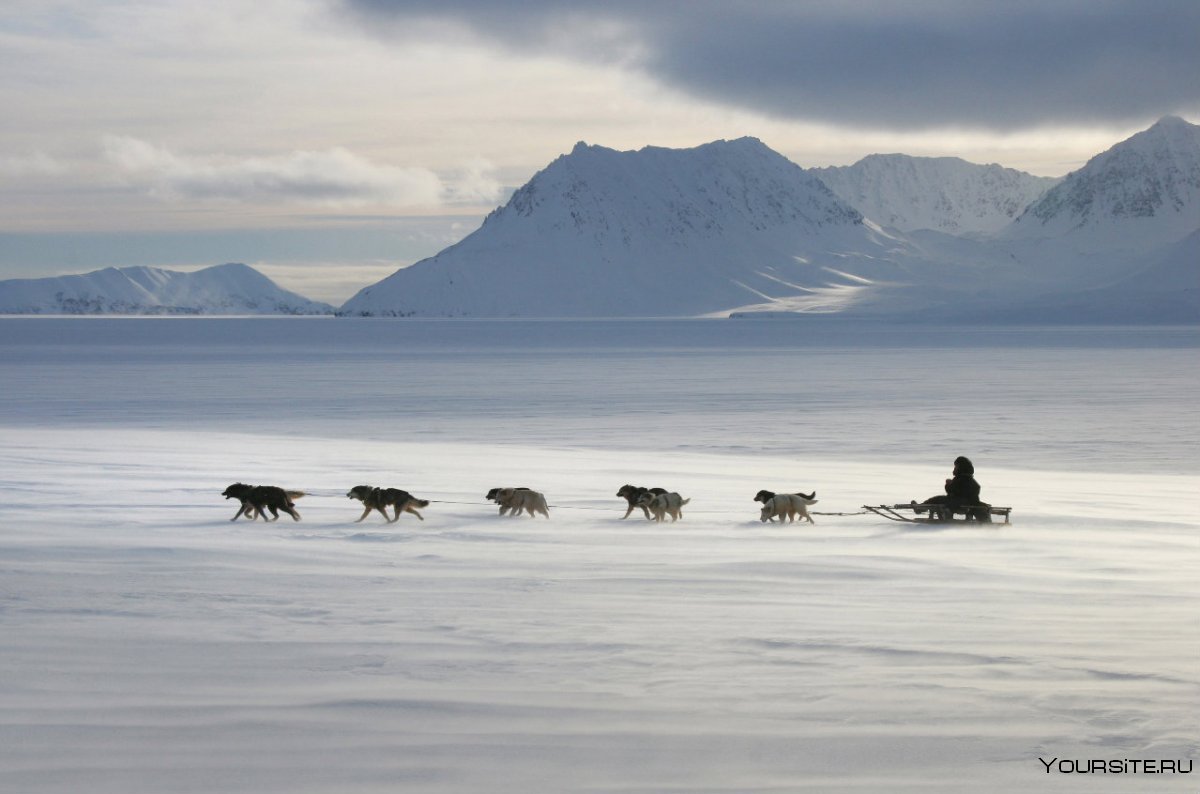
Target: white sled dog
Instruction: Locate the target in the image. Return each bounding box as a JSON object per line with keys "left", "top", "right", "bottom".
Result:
{"left": 636, "top": 491, "right": 690, "bottom": 522}
{"left": 491, "top": 487, "right": 551, "bottom": 519}
{"left": 759, "top": 492, "right": 818, "bottom": 523}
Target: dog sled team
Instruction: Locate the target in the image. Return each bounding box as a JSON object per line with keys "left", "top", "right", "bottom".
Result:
{"left": 220, "top": 481, "right": 815, "bottom": 525}
{"left": 221, "top": 456, "right": 1001, "bottom": 526}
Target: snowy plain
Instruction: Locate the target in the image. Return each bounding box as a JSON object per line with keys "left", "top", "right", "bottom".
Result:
{"left": 0, "top": 317, "right": 1197, "bottom": 793}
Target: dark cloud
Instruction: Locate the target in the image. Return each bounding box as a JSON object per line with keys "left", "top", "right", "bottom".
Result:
{"left": 339, "top": 0, "right": 1200, "bottom": 130}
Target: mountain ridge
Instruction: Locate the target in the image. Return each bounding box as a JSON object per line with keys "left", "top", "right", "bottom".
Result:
{"left": 0, "top": 262, "right": 333, "bottom": 315}
{"left": 813, "top": 154, "right": 1058, "bottom": 236}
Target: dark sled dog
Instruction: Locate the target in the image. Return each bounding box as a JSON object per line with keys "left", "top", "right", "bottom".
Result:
{"left": 346, "top": 485, "right": 429, "bottom": 523}
{"left": 616, "top": 484, "right": 667, "bottom": 520}
{"left": 222, "top": 483, "right": 304, "bottom": 522}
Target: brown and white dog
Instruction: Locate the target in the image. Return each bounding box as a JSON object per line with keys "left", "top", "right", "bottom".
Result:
{"left": 347, "top": 485, "right": 429, "bottom": 523}
{"left": 616, "top": 484, "right": 668, "bottom": 520}
{"left": 636, "top": 491, "right": 690, "bottom": 522}
{"left": 222, "top": 483, "right": 304, "bottom": 522}
{"left": 488, "top": 487, "right": 550, "bottom": 519}
{"left": 755, "top": 490, "right": 817, "bottom": 524}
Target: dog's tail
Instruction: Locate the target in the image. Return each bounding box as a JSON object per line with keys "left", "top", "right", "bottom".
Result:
{"left": 795, "top": 491, "right": 815, "bottom": 501}
{"left": 286, "top": 490, "right": 306, "bottom": 501}
{"left": 680, "top": 497, "right": 691, "bottom": 505}
{"left": 412, "top": 499, "right": 430, "bottom": 508}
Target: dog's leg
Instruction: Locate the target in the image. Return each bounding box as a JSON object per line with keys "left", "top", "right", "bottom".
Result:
{"left": 231, "top": 502, "right": 250, "bottom": 522}
{"left": 407, "top": 505, "right": 424, "bottom": 521}
{"left": 284, "top": 506, "right": 301, "bottom": 521}
{"left": 354, "top": 505, "right": 371, "bottom": 522}
{"left": 621, "top": 503, "right": 635, "bottom": 519}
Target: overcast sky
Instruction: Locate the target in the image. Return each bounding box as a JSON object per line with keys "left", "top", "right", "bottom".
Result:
{"left": 2, "top": 0, "right": 1197, "bottom": 301}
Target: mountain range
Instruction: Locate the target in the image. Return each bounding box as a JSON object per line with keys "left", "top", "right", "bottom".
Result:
{"left": 341, "top": 116, "right": 1198, "bottom": 321}
{"left": 4, "top": 117, "right": 1196, "bottom": 321}
{"left": 0, "top": 263, "right": 332, "bottom": 315}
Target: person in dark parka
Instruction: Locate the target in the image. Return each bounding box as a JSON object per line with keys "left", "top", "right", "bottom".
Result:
{"left": 919, "top": 456, "right": 991, "bottom": 521}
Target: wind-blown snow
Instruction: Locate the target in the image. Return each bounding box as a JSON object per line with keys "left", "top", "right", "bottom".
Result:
{"left": 1, "top": 317, "right": 1197, "bottom": 793}
{"left": 0, "top": 262, "right": 333, "bottom": 315}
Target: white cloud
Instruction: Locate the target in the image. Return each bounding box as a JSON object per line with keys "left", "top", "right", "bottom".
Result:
{"left": 444, "top": 157, "right": 506, "bottom": 206}
{"left": 102, "top": 135, "right": 445, "bottom": 207}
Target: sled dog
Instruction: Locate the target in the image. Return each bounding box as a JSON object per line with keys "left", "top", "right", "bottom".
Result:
{"left": 222, "top": 482, "right": 304, "bottom": 522}
{"left": 346, "top": 485, "right": 429, "bottom": 522}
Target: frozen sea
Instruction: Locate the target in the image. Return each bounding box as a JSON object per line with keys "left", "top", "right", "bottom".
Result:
{"left": 0, "top": 317, "right": 1197, "bottom": 793}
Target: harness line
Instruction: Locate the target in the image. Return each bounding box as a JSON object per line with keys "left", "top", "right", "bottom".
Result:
{"left": 294, "top": 492, "right": 869, "bottom": 518}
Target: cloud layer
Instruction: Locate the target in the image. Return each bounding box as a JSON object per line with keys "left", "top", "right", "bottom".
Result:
{"left": 103, "top": 136, "right": 453, "bottom": 207}
{"left": 342, "top": 0, "right": 1200, "bottom": 130}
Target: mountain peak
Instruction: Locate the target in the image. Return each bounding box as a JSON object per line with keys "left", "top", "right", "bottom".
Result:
{"left": 1151, "top": 115, "right": 1190, "bottom": 130}
{"left": 1010, "top": 116, "right": 1199, "bottom": 238}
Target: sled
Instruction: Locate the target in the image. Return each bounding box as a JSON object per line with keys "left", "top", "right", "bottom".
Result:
{"left": 862, "top": 503, "right": 1011, "bottom": 524}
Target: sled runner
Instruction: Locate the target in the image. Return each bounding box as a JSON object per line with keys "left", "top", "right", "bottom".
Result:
{"left": 863, "top": 503, "right": 1012, "bottom": 524}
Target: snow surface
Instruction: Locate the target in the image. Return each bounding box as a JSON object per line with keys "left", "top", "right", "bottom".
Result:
{"left": 1, "top": 317, "right": 1197, "bottom": 793}
{"left": 0, "top": 263, "right": 333, "bottom": 315}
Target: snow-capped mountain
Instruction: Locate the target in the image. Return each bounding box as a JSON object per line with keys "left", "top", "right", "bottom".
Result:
{"left": 1008, "top": 116, "right": 1199, "bottom": 243}
{"left": 813, "top": 155, "right": 1057, "bottom": 236}
{"left": 993, "top": 116, "right": 1200, "bottom": 303}
{"left": 0, "top": 263, "right": 333, "bottom": 315}
{"left": 340, "top": 138, "right": 986, "bottom": 318}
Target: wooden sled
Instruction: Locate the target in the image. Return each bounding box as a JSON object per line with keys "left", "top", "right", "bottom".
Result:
{"left": 863, "top": 503, "right": 1011, "bottom": 525}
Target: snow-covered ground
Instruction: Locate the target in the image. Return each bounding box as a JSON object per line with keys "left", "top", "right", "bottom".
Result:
{"left": 1, "top": 318, "right": 1197, "bottom": 792}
